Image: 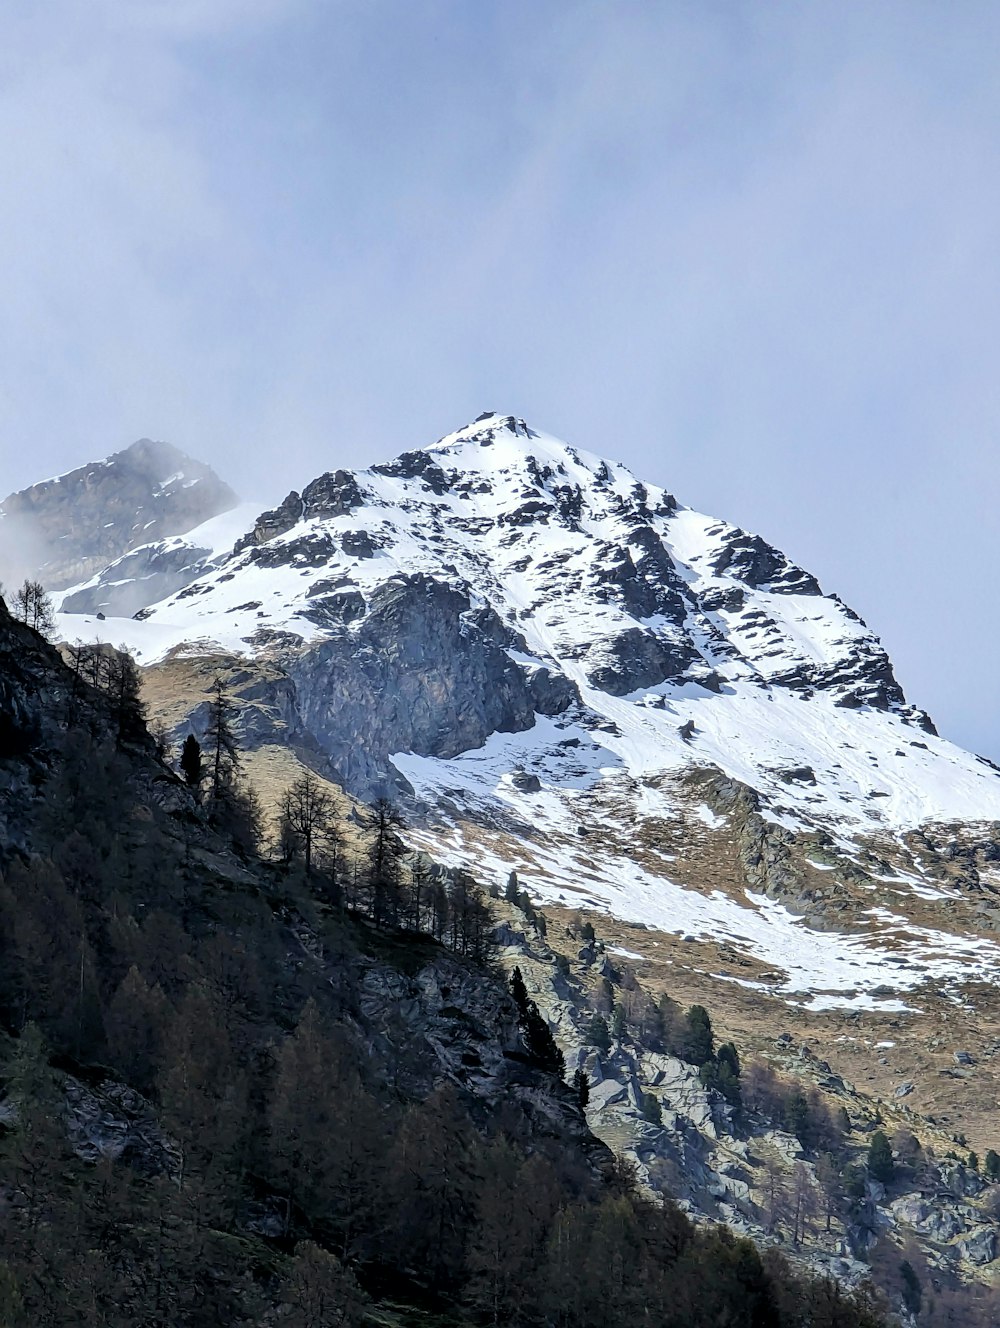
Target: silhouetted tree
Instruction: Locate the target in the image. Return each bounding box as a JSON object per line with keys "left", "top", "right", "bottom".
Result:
{"left": 205, "top": 676, "right": 240, "bottom": 806}
{"left": 573, "top": 1068, "right": 590, "bottom": 1110}
{"left": 11, "top": 579, "right": 54, "bottom": 636}
{"left": 180, "top": 734, "right": 204, "bottom": 793}
{"left": 508, "top": 967, "right": 564, "bottom": 1076}
{"left": 280, "top": 770, "right": 335, "bottom": 876}
{"left": 277, "top": 1241, "right": 368, "bottom": 1327}
{"left": 642, "top": 1093, "right": 663, "bottom": 1126}
{"left": 105, "top": 646, "right": 146, "bottom": 747}
{"left": 367, "top": 797, "right": 405, "bottom": 927}
{"left": 585, "top": 1013, "right": 612, "bottom": 1054}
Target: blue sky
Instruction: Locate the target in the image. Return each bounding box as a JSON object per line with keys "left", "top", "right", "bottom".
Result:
{"left": 2, "top": 0, "right": 1000, "bottom": 757}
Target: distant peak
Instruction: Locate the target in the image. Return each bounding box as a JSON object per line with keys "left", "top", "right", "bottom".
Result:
{"left": 113, "top": 437, "right": 204, "bottom": 477}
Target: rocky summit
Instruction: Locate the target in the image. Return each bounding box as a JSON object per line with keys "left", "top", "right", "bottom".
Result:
{"left": 0, "top": 437, "right": 240, "bottom": 600}
{"left": 40, "top": 414, "right": 1000, "bottom": 1078}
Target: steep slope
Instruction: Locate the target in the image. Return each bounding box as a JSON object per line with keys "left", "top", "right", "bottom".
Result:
{"left": 52, "top": 415, "right": 1000, "bottom": 1027}
{"left": 1, "top": 592, "right": 901, "bottom": 1328}
{"left": 0, "top": 436, "right": 240, "bottom": 599}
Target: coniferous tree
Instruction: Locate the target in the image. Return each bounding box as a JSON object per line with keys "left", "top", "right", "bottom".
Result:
{"left": 573, "top": 1068, "right": 590, "bottom": 1110}
{"left": 277, "top": 1241, "right": 368, "bottom": 1328}
{"left": 508, "top": 968, "right": 564, "bottom": 1076}
{"left": 179, "top": 734, "right": 204, "bottom": 793}
{"left": 466, "top": 1144, "right": 561, "bottom": 1325}
{"left": 899, "top": 1259, "right": 922, "bottom": 1316}
{"left": 105, "top": 646, "right": 146, "bottom": 748}
{"left": 0, "top": 1024, "right": 65, "bottom": 1235}
{"left": 683, "top": 1004, "right": 714, "bottom": 1065}
{"left": 268, "top": 1000, "right": 382, "bottom": 1253}
{"left": 0, "top": 1263, "right": 23, "bottom": 1328}
{"left": 509, "top": 965, "right": 530, "bottom": 1014}
{"left": 448, "top": 874, "right": 497, "bottom": 963}
{"left": 868, "top": 1130, "right": 895, "bottom": 1184}
{"left": 105, "top": 966, "right": 168, "bottom": 1093}
{"left": 409, "top": 854, "right": 432, "bottom": 931}
{"left": 205, "top": 676, "right": 240, "bottom": 807}
{"left": 611, "top": 1002, "right": 626, "bottom": 1042}
{"left": 642, "top": 1093, "right": 663, "bottom": 1125}
{"left": 367, "top": 797, "right": 405, "bottom": 927}
{"left": 701, "top": 1041, "right": 742, "bottom": 1110}
{"left": 384, "top": 1084, "right": 477, "bottom": 1287}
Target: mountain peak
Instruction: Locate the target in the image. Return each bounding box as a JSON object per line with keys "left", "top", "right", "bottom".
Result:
{"left": 434, "top": 411, "right": 539, "bottom": 451}
{"left": 40, "top": 411, "right": 1000, "bottom": 1026}
{"left": 0, "top": 438, "right": 238, "bottom": 592}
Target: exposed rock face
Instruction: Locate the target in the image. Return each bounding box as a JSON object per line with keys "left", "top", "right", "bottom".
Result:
{"left": 287, "top": 573, "right": 578, "bottom": 793}
{"left": 358, "top": 947, "right": 604, "bottom": 1163}
{"left": 711, "top": 529, "right": 822, "bottom": 595}
{"left": 0, "top": 438, "right": 237, "bottom": 591}
{"left": 233, "top": 490, "right": 304, "bottom": 552}
{"left": 233, "top": 470, "right": 366, "bottom": 556}
{"left": 65, "top": 1078, "right": 179, "bottom": 1175}
{"left": 583, "top": 625, "right": 697, "bottom": 696}
{"left": 958, "top": 1228, "right": 997, "bottom": 1266}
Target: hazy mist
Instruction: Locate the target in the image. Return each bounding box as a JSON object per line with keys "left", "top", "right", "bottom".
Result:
{"left": 1, "top": 1, "right": 998, "bottom": 757}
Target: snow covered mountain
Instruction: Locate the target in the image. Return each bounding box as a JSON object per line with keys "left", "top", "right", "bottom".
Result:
{"left": 50, "top": 414, "right": 1000, "bottom": 1024}
{"left": 0, "top": 437, "right": 240, "bottom": 602}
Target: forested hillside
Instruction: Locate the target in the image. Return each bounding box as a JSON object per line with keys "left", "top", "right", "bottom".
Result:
{"left": 0, "top": 596, "right": 899, "bottom": 1326}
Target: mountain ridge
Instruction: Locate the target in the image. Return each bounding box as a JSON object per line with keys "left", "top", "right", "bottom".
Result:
{"left": 20, "top": 413, "right": 1000, "bottom": 1028}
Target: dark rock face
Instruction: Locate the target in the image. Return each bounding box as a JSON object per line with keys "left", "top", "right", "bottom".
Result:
{"left": 780, "top": 641, "right": 906, "bottom": 709}
{"left": 359, "top": 949, "right": 605, "bottom": 1163}
{"left": 340, "top": 529, "right": 380, "bottom": 559}
{"left": 299, "top": 588, "right": 367, "bottom": 628}
{"left": 65, "top": 1078, "right": 178, "bottom": 1175}
{"left": 0, "top": 439, "right": 237, "bottom": 590}
{"left": 248, "top": 532, "right": 338, "bottom": 569}
{"left": 711, "top": 530, "right": 822, "bottom": 596}
{"left": 371, "top": 451, "right": 450, "bottom": 494}
{"left": 233, "top": 471, "right": 366, "bottom": 557}
{"left": 301, "top": 469, "right": 365, "bottom": 518}
{"left": 234, "top": 490, "right": 304, "bottom": 553}
{"left": 591, "top": 528, "right": 690, "bottom": 623}
{"left": 584, "top": 627, "right": 697, "bottom": 696}
{"left": 287, "top": 574, "right": 578, "bottom": 792}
